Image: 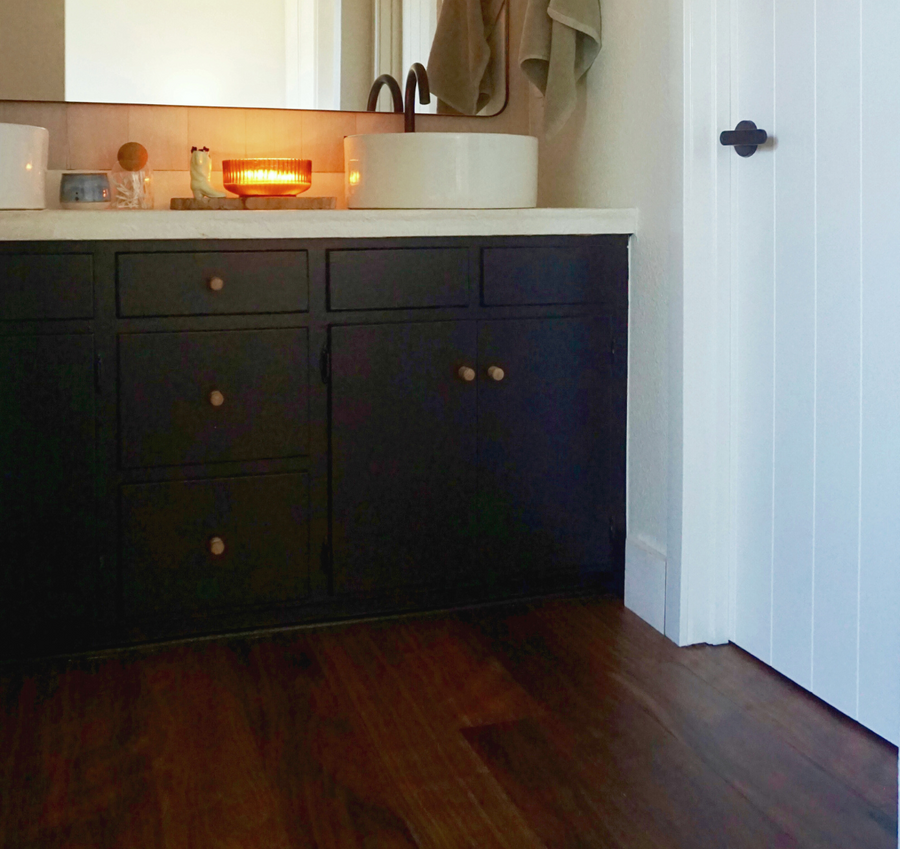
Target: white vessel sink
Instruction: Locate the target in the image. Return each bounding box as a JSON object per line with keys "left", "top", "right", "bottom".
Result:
{"left": 0, "top": 124, "right": 48, "bottom": 209}
{"left": 344, "top": 133, "right": 538, "bottom": 209}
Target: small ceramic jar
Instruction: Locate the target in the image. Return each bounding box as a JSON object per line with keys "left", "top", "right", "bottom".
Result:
{"left": 59, "top": 173, "right": 112, "bottom": 210}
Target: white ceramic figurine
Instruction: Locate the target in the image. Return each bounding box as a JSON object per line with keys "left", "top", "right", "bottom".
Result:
{"left": 190, "top": 147, "right": 226, "bottom": 199}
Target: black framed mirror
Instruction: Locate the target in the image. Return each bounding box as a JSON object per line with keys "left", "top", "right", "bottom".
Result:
{"left": 0, "top": 0, "right": 508, "bottom": 117}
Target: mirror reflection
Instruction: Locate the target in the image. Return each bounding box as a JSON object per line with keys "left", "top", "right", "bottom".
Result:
{"left": 3, "top": 0, "right": 507, "bottom": 116}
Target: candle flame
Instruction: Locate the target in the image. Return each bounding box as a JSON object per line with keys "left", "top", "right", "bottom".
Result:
{"left": 239, "top": 169, "right": 306, "bottom": 183}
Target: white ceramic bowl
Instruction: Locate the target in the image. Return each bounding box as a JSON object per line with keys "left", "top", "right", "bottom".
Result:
{"left": 0, "top": 123, "right": 49, "bottom": 209}
{"left": 344, "top": 133, "right": 538, "bottom": 209}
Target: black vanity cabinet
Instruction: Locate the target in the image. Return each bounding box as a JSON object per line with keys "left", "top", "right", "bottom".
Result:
{"left": 113, "top": 249, "right": 312, "bottom": 637}
{"left": 0, "top": 255, "right": 105, "bottom": 656}
{"left": 330, "top": 317, "right": 616, "bottom": 596}
{"left": 0, "top": 234, "right": 628, "bottom": 659}
{"left": 328, "top": 240, "right": 628, "bottom": 601}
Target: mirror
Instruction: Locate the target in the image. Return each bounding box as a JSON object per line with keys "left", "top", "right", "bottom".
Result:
{"left": 0, "top": 0, "right": 507, "bottom": 116}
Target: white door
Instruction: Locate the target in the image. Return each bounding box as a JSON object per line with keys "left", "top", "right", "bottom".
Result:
{"left": 726, "top": 0, "right": 900, "bottom": 744}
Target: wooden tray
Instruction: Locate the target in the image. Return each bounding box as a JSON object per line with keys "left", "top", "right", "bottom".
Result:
{"left": 170, "top": 197, "right": 337, "bottom": 211}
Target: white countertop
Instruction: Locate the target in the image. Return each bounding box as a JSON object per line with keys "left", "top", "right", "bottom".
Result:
{"left": 0, "top": 208, "right": 637, "bottom": 241}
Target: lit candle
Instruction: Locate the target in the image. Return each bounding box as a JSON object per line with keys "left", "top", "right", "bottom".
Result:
{"left": 222, "top": 159, "right": 312, "bottom": 197}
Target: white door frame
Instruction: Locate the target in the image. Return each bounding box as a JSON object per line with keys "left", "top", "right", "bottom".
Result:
{"left": 668, "top": 0, "right": 735, "bottom": 647}
{"left": 285, "top": 0, "right": 342, "bottom": 110}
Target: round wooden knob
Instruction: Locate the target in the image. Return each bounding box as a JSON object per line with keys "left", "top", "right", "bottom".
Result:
{"left": 487, "top": 366, "right": 505, "bottom": 382}
{"left": 208, "top": 536, "right": 226, "bottom": 556}
{"left": 458, "top": 366, "right": 475, "bottom": 382}
{"left": 209, "top": 390, "right": 225, "bottom": 407}
{"left": 208, "top": 276, "right": 224, "bottom": 292}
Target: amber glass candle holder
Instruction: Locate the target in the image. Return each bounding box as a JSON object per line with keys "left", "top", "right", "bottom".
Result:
{"left": 222, "top": 159, "right": 312, "bottom": 197}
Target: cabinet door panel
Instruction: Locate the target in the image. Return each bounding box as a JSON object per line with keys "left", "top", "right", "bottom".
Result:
{"left": 0, "top": 334, "right": 98, "bottom": 652}
{"left": 331, "top": 322, "right": 477, "bottom": 594}
{"left": 477, "top": 318, "right": 611, "bottom": 580}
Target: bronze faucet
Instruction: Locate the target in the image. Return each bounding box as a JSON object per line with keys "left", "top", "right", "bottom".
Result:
{"left": 404, "top": 64, "right": 431, "bottom": 133}
{"left": 366, "top": 75, "right": 403, "bottom": 113}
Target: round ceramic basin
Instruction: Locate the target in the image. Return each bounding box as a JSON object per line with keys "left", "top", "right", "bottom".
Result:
{"left": 344, "top": 133, "right": 538, "bottom": 209}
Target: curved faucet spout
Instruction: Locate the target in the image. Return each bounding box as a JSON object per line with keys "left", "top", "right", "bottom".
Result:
{"left": 404, "top": 63, "right": 431, "bottom": 133}
{"left": 366, "top": 75, "right": 403, "bottom": 113}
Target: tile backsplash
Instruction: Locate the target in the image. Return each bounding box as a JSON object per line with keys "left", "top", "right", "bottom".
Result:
{"left": 0, "top": 101, "right": 411, "bottom": 208}
{"left": 0, "top": 101, "right": 403, "bottom": 173}
{"left": 1, "top": 93, "right": 529, "bottom": 209}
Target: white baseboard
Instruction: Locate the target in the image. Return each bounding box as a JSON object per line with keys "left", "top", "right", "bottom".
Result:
{"left": 624, "top": 537, "right": 667, "bottom": 634}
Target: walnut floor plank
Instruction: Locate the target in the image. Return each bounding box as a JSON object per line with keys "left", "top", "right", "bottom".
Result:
{"left": 676, "top": 641, "right": 896, "bottom": 814}
{"left": 570, "top": 600, "right": 898, "bottom": 837}
{"left": 570, "top": 598, "right": 895, "bottom": 814}
{"left": 315, "top": 623, "right": 546, "bottom": 849}
{"left": 361, "top": 617, "right": 543, "bottom": 730}
{"left": 0, "top": 659, "right": 162, "bottom": 848}
{"left": 0, "top": 597, "right": 895, "bottom": 849}
{"left": 460, "top": 611, "right": 802, "bottom": 848}
{"left": 140, "top": 644, "right": 293, "bottom": 848}
{"left": 463, "top": 599, "right": 897, "bottom": 849}
{"left": 236, "top": 636, "right": 418, "bottom": 849}
{"left": 464, "top": 717, "right": 798, "bottom": 849}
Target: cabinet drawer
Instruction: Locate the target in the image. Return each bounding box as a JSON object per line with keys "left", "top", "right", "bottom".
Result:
{"left": 328, "top": 248, "right": 468, "bottom": 310}
{"left": 121, "top": 473, "right": 309, "bottom": 618}
{"left": 0, "top": 254, "right": 93, "bottom": 320}
{"left": 118, "top": 251, "right": 308, "bottom": 316}
{"left": 119, "top": 328, "right": 308, "bottom": 468}
{"left": 481, "top": 242, "right": 627, "bottom": 306}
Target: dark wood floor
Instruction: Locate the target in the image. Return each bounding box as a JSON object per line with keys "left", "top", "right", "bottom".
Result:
{"left": 0, "top": 597, "right": 895, "bottom": 848}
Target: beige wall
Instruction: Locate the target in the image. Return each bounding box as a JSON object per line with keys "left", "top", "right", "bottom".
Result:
{"left": 341, "top": 0, "right": 376, "bottom": 110}
{"left": 0, "top": 0, "right": 65, "bottom": 101}
{"left": 534, "top": 0, "right": 683, "bottom": 558}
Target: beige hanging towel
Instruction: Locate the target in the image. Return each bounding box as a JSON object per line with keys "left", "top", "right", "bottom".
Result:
{"left": 520, "top": 0, "right": 601, "bottom": 136}
{"left": 427, "top": 0, "right": 506, "bottom": 115}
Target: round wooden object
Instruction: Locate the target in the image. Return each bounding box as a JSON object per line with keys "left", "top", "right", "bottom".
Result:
{"left": 458, "top": 366, "right": 476, "bottom": 382}
{"left": 117, "top": 142, "right": 149, "bottom": 172}
{"left": 209, "top": 536, "right": 226, "bottom": 556}
{"left": 487, "top": 366, "right": 505, "bottom": 382}
{"left": 209, "top": 390, "right": 225, "bottom": 407}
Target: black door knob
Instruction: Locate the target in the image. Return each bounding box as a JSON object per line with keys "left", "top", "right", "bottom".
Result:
{"left": 720, "top": 120, "right": 768, "bottom": 157}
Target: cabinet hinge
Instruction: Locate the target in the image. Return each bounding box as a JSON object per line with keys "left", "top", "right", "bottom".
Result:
{"left": 319, "top": 340, "right": 331, "bottom": 384}
{"left": 94, "top": 352, "right": 103, "bottom": 392}
{"left": 608, "top": 512, "right": 626, "bottom": 584}
{"left": 320, "top": 539, "right": 332, "bottom": 587}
